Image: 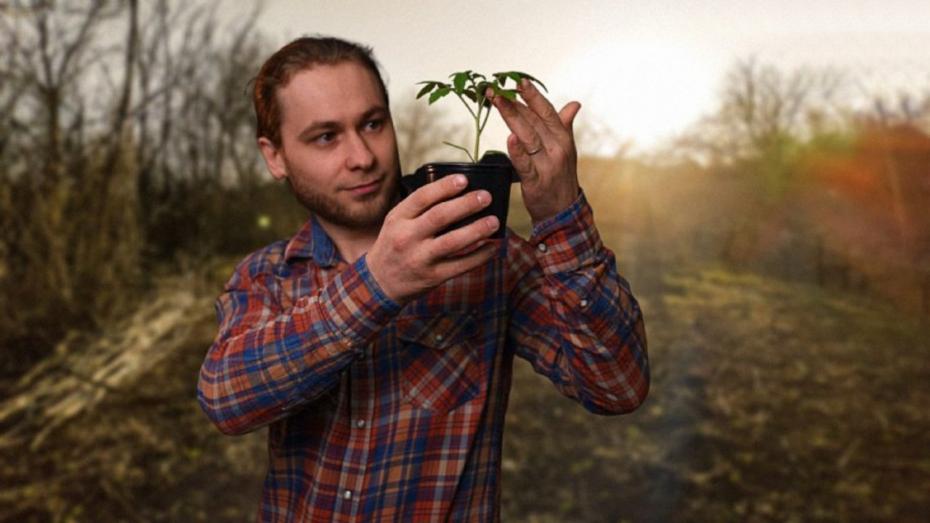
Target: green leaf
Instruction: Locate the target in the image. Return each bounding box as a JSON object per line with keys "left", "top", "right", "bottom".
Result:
{"left": 463, "top": 91, "right": 478, "bottom": 103}
{"left": 508, "top": 71, "right": 548, "bottom": 92}
{"left": 498, "top": 87, "right": 518, "bottom": 101}
{"left": 428, "top": 85, "right": 451, "bottom": 104}
{"left": 452, "top": 72, "right": 468, "bottom": 94}
{"left": 416, "top": 82, "right": 437, "bottom": 99}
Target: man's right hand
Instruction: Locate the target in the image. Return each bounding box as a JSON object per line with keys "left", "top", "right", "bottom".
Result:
{"left": 366, "top": 174, "right": 500, "bottom": 304}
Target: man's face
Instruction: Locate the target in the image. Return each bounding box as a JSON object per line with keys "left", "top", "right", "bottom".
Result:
{"left": 259, "top": 61, "right": 400, "bottom": 232}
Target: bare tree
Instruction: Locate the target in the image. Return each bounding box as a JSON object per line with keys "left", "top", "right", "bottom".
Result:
{"left": 1, "top": 1, "right": 131, "bottom": 344}
{"left": 868, "top": 89, "right": 930, "bottom": 133}
{"left": 0, "top": 1, "right": 267, "bottom": 353}
{"left": 677, "top": 57, "right": 848, "bottom": 167}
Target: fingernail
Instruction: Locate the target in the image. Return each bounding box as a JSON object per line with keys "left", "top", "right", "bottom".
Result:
{"left": 486, "top": 216, "right": 500, "bottom": 231}
{"left": 453, "top": 174, "right": 467, "bottom": 188}
{"left": 476, "top": 190, "right": 491, "bottom": 205}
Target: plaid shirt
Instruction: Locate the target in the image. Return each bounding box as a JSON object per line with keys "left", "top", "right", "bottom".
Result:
{"left": 197, "top": 191, "right": 649, "bottom": 522}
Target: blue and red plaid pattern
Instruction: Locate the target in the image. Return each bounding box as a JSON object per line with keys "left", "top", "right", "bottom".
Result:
{"left": 197, "top": 191, "right": 649, "bottom": 522}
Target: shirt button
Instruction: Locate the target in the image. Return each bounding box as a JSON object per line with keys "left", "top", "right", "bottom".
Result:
{"left": 356, "top": 419, "right": 366, "bottom": 429}
{"left": 434, "top": 334, "right": 444, "bottom": 342}
{"left": 343, "top": 489, "right": 353, "bottom": 500}
{"left": 579, "top": 299, "right": 589, "bottom": 308}
{"left": 537, "top": 242, "right": 548, "bottom": 253}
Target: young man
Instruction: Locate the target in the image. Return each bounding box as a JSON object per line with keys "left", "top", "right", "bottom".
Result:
{"left": 197, "top": 36, "right": 649, "bottom": 522}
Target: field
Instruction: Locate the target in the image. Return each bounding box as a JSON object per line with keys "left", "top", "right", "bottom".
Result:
{"left": 3, "top": 260, "right": 927, "bottom": 522}
{"left": 503, "top": 267, "right": 930, "bottom": 521}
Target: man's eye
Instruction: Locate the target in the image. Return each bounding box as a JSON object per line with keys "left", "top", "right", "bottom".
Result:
{"left": 314, "top": 132, "right": 336, "bottom": 144}
{"left": 364, "top": 119, "right": 383, "bottom": 131}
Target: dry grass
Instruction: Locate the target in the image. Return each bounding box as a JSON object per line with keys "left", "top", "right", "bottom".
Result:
{"left": 2, "top": 263, "right": 927, "bottom": 521}
{"left": 502, "top": 267, "right": 930, "bottom": 522}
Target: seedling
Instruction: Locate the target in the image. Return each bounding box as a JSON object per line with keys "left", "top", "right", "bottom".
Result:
{"left": 416, "top": 70, "right": 547, "bottom": 163}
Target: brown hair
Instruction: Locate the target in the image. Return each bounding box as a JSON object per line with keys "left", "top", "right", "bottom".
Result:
{"left": 252, "top": 35, "right": 389, "bottom": 146}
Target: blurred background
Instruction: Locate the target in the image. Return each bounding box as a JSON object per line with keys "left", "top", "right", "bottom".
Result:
{"left": 1, "top": 0, "right": 928, "bottom": 521}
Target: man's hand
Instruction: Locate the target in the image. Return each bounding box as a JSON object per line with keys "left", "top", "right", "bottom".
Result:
{"left": 367, "top": 174, "right": 500, "bottom": 304}
{"left": 489, "top": 79, "right": 582, "bottom": 223}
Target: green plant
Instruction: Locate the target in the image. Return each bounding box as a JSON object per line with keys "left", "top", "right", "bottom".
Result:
{"left": 416, "top": 70, "right": 547, "bottom": 163}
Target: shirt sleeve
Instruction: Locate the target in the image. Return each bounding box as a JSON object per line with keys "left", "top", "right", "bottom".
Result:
{"left": 506, "top": 190, "right": 650, "bottom": 415}
{"left": 197, "top": 253, "right": 401, "bottom": 435}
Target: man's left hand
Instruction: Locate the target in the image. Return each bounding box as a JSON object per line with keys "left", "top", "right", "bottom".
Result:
{"left": 489, "top": 79, "right": 581, "bottom": 224}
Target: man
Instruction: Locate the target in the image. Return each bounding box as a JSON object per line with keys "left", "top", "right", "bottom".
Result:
{"left": 197, "top": 36, "right": 649, "bottom": 522}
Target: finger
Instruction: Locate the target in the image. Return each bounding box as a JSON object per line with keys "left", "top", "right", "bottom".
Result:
{"left": 490, "top": 90, "right": 545, "bottom": 154}
{"left": 448, "top": 237, "right": 492, "bottom": 258}
{"left": 395, "top": 173, "right": 468, "bottom": 219}
{"left": 417, "top": 189, "right": 492, "bottom": 237}
{"left": 495, "top": 89, "right": 560, "bottom": 153}
{"left": 506, "top": 134, "right": 534, "bottom": 179}
{"left": 558, "top": 101, "right": 582, "bottom": 137}
{"left": 518, "top": 78, "right": 565, "bottom": 135}
{"left": 428, "top": 214, "right": 500, "bottom": 259}
{"left": 433, "top": 240, "right": 499, "bottom": 279}
{"left": 510, "top": 97, "right": 559, "bottom": 147}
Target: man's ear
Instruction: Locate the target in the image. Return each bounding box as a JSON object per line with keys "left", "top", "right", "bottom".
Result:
{"left": 258, "top": 137, "right": 288, "bottom": 181}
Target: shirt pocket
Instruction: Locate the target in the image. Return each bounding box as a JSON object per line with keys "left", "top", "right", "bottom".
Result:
{"left": 396, "top": 311, "right": 483, "bottom": 414}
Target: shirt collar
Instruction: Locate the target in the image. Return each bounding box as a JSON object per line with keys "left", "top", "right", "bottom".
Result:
{"left": 283, "top": 215, "right": 340, "bottom": 267}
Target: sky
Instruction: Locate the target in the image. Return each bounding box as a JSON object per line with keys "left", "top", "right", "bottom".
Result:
{"left": 249, "top": 0, "right": 930, "bottom": 155}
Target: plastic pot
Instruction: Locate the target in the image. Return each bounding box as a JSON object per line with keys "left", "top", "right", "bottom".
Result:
{"left": 399, "top": 152, "right": 518, "bottom": 239}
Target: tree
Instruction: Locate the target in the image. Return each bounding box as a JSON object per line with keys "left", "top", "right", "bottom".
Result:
{"left": 0, "top": 0, "right": 267, "bottom": 359}
{"left": 677, "top": 57, "right": 847, "bottom": 181}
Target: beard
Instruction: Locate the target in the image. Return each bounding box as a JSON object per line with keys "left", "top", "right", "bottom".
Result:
{"left": 283, "top": 156, "right": 400, "bottom": 231}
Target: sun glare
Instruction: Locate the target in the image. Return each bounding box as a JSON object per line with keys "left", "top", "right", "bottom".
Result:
{"left": 556, "top": 39, "right": 720, "bottom": 153}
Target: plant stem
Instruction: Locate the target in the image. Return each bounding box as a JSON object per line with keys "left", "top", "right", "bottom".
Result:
{"left": 443, "top": 141, "right": 475, "bottom": 163}
{"left": 474, "top": 106, "right": 481, "bottom": 163}
{"left": 454, "top": 91, "right": 482, "bottom": 163}
{"left": 454, "top": 92, "right": 478, "bottom": 120}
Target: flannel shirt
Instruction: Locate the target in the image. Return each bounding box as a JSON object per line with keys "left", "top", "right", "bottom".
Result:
{"left": 197, "top": 191, "right": 649, "bottom": 522}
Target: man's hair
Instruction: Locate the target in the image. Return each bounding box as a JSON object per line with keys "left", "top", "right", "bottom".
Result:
{"left": 252, "top": 35, "right": 389, "bottom": 146}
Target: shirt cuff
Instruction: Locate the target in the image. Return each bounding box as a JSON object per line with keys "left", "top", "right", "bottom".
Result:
{"left": 318, "top": 254, "right": 403, "bottom": 353}
{"left": 529, "top": 190, "right": 604, "bottom": 275}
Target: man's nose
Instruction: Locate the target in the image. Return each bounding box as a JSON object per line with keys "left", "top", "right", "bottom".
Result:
{"left": 345, "top": 132, "right": 375, "bottom": 170}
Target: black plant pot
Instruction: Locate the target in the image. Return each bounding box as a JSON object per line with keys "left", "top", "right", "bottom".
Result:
{"left": 400, "top": 152, "right": 519, "bottom": 239}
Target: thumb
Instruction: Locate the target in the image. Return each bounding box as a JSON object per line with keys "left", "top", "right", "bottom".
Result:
{"left": 558, "top": 101, "right": 582, "bottom": 134}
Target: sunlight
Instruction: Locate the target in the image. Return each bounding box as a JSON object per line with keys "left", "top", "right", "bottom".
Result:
{"left": 554, "top": 38, "right": 720, "bottom": 152}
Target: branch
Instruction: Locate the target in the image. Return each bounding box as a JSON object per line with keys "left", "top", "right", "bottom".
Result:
{"left": 54, "top": 1, "right": 106, "bottom": 86}
{"left": 443, "top": 140, "right": 474, "bottom": 163}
